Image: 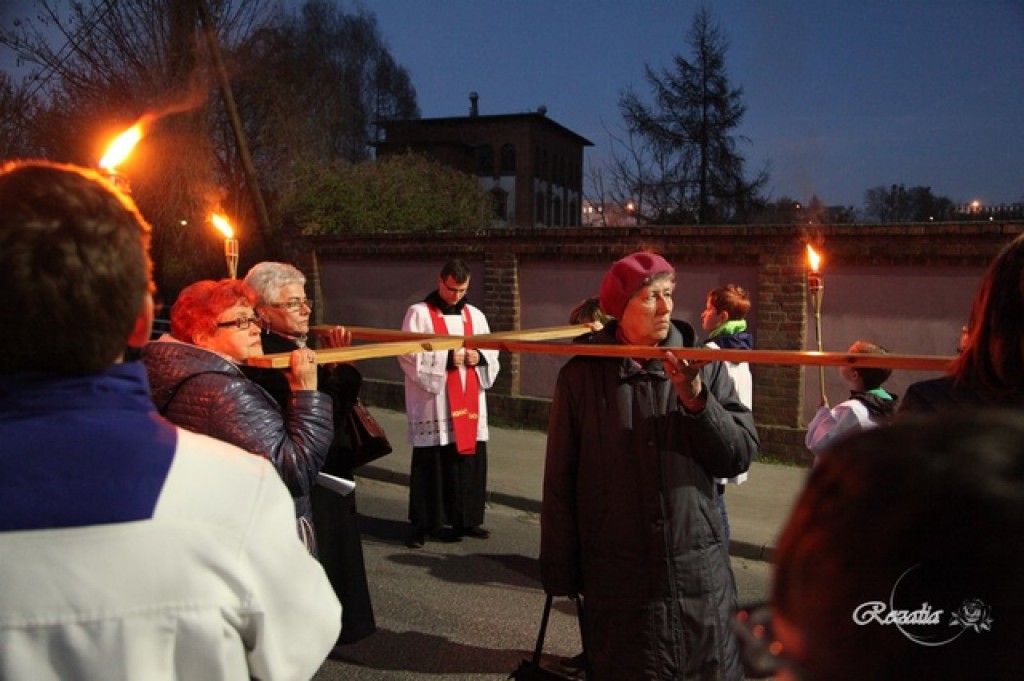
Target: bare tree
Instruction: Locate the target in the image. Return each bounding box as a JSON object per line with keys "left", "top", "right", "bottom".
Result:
{"left": 613, "top": 5, "right": 766, "bottom": 225}
{"left": 0, "top": 0, "right": 419, "bottom": 294}
{"left": 228, "top": 0, "right": 417, "bottom": 174}
{"left": 0, "top": 71, "right": 40, "bottom": 158}
{"left": 0, "top": 0, "right": 278, "bottom": 294}
{"left": 209, "top": 0, "right": 419, "bottom": 253}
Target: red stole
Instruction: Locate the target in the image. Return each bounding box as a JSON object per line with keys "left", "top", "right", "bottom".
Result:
{"left": 429, "top": 305, "right": 480, "bottom": 455}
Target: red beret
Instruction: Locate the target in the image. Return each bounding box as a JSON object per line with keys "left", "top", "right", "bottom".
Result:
{"left": 599, "top": 252, "right": 675, "bottom": 319}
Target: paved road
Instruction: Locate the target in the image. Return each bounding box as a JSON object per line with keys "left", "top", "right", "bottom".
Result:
{"left": 360, "top": 407, "right": 809, "bottom": 564}
{"left": 313, "top": 477, "right": 771, "bottom": 680}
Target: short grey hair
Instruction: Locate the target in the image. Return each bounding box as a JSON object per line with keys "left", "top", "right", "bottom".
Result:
{"left": 243, "top": 261, "right": 306, "bottom": 305}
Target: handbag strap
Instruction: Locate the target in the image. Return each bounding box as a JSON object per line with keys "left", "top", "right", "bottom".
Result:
{"left": 529, "top": 594, "right": 589, "bottom": 674}
{"left": 530, "top": 594, "right": 554, "bottom": 666}
{"left": 573, "top": 595, "right": 589, "bottom": 673}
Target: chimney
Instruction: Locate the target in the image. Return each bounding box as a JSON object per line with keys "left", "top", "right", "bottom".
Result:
{"left": 469, "top": 91, "right": 479, "bottom": 117}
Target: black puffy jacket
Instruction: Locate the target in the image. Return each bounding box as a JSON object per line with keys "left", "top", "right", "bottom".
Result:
{"left": 142, "top": 339, "right": 333, "bottom": 537}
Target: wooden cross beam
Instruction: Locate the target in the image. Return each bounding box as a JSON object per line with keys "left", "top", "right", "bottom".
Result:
{"left": 246, "top": 324, "right": 955, "bottom": 373}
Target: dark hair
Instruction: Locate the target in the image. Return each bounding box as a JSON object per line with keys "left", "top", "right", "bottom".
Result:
{"left": 951, "top": 232, "right": 1024, "bottom": 397}
{"left": 707, "top": 283, "right": 751, "bottom": 320}
{"left": 0, "top": 161, "right": 152, "bottom": 375}
{"left": 773, "top": 411, "right": 1024, "bottom": 680}
{"left": 849, "top": 340, "right": 892, "bottom": 389}
{"left": 440, "top": 258, "right": 472, "bottom": 283}
{"left": 171, "top": 279, "right": 257, "bottom": 344}
{"left": 568, "top": 296, "right": 612, "bottom": 325}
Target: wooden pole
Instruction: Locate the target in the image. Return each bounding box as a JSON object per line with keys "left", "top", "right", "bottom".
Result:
{"left": 309, "top": 323, "right": 590, "bottom": 343}
{"left": 310, "top": 325, "right": 441, "bottom": 342}
{"left": 195, "top": 0, "right": 273, "bottom": 239}
{"left": 249, "top": 325, "right": 954, "bottom": 373}
{"left": 245, "top": 336, "right": 464, "bottom": 368}
{"left": 466, "top": 340, "right": 953, "bottom": 372}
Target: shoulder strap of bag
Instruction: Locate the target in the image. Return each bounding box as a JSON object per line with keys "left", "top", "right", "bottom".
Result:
{"left": 531, "top": 594, "right": 554, "bottom": 666}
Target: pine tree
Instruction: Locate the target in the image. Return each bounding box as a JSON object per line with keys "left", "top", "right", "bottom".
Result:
{"left": 615, "top": 6, "right": 766, "bottom": 224}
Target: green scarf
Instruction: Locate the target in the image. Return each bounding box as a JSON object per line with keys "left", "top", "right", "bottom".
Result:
{"left": 708, "top": 319, "right": 747, "bottom": 339}
{"left": 867, "top": 388, "right": 893, "bottom": 400}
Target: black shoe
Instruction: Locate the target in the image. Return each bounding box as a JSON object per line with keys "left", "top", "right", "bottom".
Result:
{"left": 457, "top": 525, "right": 491, "bottom": 539}
{"left": 406, "top": 529, "right": 425, "bottom": 549}
{"left": 337, "top": 624, "right": 376, "bottom": 645}
{"left": 431, "top": 527, "right": 463, "bottom": 543}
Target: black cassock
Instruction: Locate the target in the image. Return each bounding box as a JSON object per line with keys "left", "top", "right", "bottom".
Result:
{"left": 243, "top": 331, "right": 376, "bottom": 645}
{"left": 408, "top": 441, "right": 488, "bottom": 532}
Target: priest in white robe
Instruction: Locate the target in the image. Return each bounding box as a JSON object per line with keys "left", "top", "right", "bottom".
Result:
{"left": 398, "top": 259, "right": 500, "bottom": 548}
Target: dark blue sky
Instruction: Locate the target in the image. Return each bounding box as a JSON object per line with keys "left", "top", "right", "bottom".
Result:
{"left": 3, "top": 1, "right": 1021, "bottom": 209}
{"left": 365, "top": 0, "right": 1024, "bottom": 209}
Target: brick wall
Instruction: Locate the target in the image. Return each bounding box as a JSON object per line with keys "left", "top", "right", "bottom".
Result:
{"left": 297, "top": 221, "right": 1022, "bottom": 464}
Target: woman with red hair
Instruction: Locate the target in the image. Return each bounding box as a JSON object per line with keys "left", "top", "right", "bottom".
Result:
{"left": 142, "top": 279, "right": 333, "bottom": 552}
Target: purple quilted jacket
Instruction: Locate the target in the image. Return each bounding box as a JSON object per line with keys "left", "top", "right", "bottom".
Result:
{"left": 141, "top": 339, "right": 333, "bottom": 539}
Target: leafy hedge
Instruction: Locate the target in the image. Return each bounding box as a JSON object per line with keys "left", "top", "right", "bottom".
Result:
{"left": 281, "top": 153, "right": 492, "bottom": 234}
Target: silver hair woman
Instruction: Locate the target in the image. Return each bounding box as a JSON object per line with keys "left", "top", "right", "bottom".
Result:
{"left": 240, "top": 260, "right": 377, "bottom": 645}
{"left": 244, "top": 262, "right": 312, "bottom": 342}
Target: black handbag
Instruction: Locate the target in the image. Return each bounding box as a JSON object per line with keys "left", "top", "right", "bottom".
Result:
{"left": 347, "top": 399, "right": 393, "bottom": 467}
{"left": 509, "top": 594, "right": 587, "bottom": 680}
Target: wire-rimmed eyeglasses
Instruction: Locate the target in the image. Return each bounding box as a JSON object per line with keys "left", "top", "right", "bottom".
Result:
{"left": 735, "top": 602, "right": 806, "bottom": 680}
{"left": 268, "top": 298, "right": 313, "bottom": 312}
{"left": 216, "top": 316, "right": 262, "bottom": 331}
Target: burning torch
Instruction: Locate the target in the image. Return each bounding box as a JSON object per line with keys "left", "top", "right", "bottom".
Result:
{"left": 212, "top": 213, "right": 239, "bottom": 280}
{"left": 807, "top": 244, "right": 827, "bottom": 406}
{"left": 98, "top": 123, "right": 143, "bottom": 193}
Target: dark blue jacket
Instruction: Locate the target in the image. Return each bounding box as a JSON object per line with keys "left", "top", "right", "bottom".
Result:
{"left": 0, "top": 363, "right": 175, "bottom": 532}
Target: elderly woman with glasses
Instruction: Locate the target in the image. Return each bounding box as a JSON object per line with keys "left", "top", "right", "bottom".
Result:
{"left": 142, "top": 279, "right": 333, "bottom": 552}
{"left": 242, "top": 261, "right": 377, "bottom": 646}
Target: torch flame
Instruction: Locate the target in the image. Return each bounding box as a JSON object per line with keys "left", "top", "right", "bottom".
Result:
{"left": 807, "top": 244, "right": 822, "bottom": 272}
{"left": 99, "top": 125, "right": 143, "bottom": 170}
{"left": 211, "top": 213, "right": 234, "bottom": 239}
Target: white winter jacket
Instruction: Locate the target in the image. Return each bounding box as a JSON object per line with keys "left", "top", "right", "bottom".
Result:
{"left": 0, "top": 428, "right": 340, "bottom": 681}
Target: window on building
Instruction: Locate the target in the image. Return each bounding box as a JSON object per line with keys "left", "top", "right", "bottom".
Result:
{"left": 500, "top": 144, "right": 516, "bottom": 173}
{"left": 491, "top": 188, "right": 508, "bottom": 221}
{"left": 553, "top": 196, "right": 563, "bottom": 227}
{"left": 478, "top": 145, "right": 494, "bottom": 176}
{"left": 569, "top": 199, "right": 578, "bottom": 226}
{"left": 535, "top": 190, "right": 546, "bottom": 226}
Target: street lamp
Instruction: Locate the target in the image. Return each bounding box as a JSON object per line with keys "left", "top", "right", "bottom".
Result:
{"left": 626, "top": 200, "right": 638, "bottom": 226}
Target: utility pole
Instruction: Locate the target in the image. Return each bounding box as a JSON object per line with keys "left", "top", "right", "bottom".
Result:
{"left": 194, "top": 0, "right": 273, "bottom": 241}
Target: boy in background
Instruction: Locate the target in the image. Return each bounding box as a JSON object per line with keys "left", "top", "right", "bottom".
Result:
{"left": 806, "top": 340, "right": 899, "bottom": 465}
{"left": 701, "top": 283, "right": 754, "bottom": 549}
